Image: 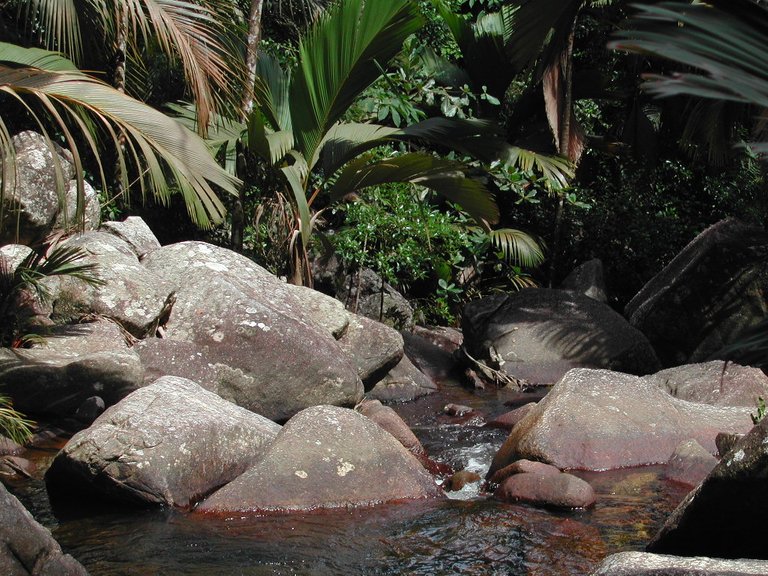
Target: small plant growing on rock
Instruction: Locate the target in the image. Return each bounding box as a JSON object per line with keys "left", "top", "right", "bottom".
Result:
{"left": 751, "top": 396, "right": 766, "bottom": 425}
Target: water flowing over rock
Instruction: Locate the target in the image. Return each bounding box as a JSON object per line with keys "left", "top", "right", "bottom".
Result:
{"left": 591, "top": 551, "right": 768, "bottom": 575}
{"left": 197, "top": 405, "right": 443, "bottom": 513}
{"left": 462, "top": 289, "right": 660, "bottom": 386}
{"left": 626, "top": 218, "right": 768, "bottom": 366}
{"left": 46, "top": 376, "right": 281, "bottom": 508}
{"left": 139, "top": 241, "right": 363, "bottom": 422}
{"left": 488, "top": 369, "right": 753, "bottom": 475}
{"left": 648, "top": 416, "right": 768, "bottom": 559}
{"left": 642, "top": 360, "right": 768, "bottom": 407}
{"left": 48, "top": 232, "right": 176, "bottom": 338}
{"left": 0, "top": 482, "right": 88, "bottom": 575}
{"left": 0, "top": 347, "right": 143, "bottom": 418}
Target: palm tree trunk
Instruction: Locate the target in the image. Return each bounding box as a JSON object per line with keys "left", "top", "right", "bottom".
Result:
{"left": 232, "top": 0, "right": 264, "bottom": 252}
{"left": 548, "top": 23, "right": 576, "bottom": 287}
{"left": 113, "top": 2, "right": 129, "bottom": 212}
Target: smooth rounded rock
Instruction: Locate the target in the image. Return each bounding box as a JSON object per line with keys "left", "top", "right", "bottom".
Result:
{"left": 494, "top": 471, "right": 595, "bottom": 509}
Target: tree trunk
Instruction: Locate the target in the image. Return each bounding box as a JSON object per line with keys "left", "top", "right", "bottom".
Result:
{"left": 232, "top": 0, "right": 264, "bottom": 252}
{"left": 112, "top": 2, "right": 129, "bottom": 212}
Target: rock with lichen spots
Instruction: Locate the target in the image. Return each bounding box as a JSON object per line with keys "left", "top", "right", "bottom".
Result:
{"left": 45, "top": 376, "right": 281, "bottom": 508}
{"left": 196, "top": 405, "right": 443, "bottom": 513}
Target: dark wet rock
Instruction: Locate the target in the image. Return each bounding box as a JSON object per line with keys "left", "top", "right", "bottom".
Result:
{"left": 488, "top": 458, "right": 561, "bottom": 486}
{"left": 591, "top": 551, "right": 768, "bottom": 575}
{"left": 338, "top": 314, "right": 403, "bottom": 391}
{"left": 0, "top": 456, "right": 34, "bottom": 478}
{"left": 488, "top": 369, "right": 753, "bottom": 475}
{"left": 494, "top": 471, "right": 595, "bottom": 509}
{"left": 46, "top": 376, "right": 280, "bottom": 508}
{"left": 54, "top": 179, "right": 100, "bottom": 233}
{"left": 368, "top": 354, "right": 437, "bottom": 403}
{"left": 312, "top": 255, "right": 415, "bottom": 330}
{"left": 0, "top": 347, "right": 144, "bottom": 418}
{"left": 1, "top": 131, "right": 73, "bottom": 245}
{"left": 402, "top": 331, "right": 456, "bottom": 384}
{"left": 626, "top": 218, "right": 768, "bottom": 366}
{"left": 197, "top": 405, "right": 443, "bottom": 513}
{"left": 485, "top": 403, "right": 537, "bottom": 431}
{"left": 643, "top": 361, "right": 768, "bottom": 407}
{"left": 444, "top": 403, "right": 474, "bottom": 417}
{"left": 101, "top": 216, "right": 161, "bottom": 259}
{"left": 715, "top": 432, "right": 743, "bottom": 457}
{"left": 0, "top": 436, "right": 24, "bottom": 456}
{"left": 48, "top": 232, "right": 176, "bottom": 338}
{"left": 139, "top": 242, "right": 363, "bottom": 422}
{"left": 445, "top": 470, "right": 481, "bottom": 491}
{"left": 648, "top": 416, "right": 768, "bottom": 559}
{"left": 462, "top": 289, "right": 660, "bottom": 386}
{"left": 0, "top": 481, "right": 88, "bottom": 575}
{"left": 560, "top": 258, "right": 607, "bottom": 303}
{"left": 74, "top": 396, "right": 105, "bottom": 425}
{"left": 664, "top": 439, "right": 717, "bottom": 488}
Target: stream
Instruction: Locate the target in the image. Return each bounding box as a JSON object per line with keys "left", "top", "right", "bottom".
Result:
{"left": 6, "top": 377, "right": 690, "bottom": 575}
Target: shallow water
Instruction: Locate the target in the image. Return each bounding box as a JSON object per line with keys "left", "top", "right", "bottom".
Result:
{"left": 8, "top": 379, "right": 691, "bottom": 575}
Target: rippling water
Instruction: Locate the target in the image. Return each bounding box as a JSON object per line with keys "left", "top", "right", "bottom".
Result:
{"left": 7, "top": 379, "right": 691, "bottom": 576}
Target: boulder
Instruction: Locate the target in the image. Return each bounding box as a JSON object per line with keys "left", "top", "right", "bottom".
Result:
{"left": 402, "top": 330, "right": 456, "bottom": 384}
{"left": 643, "top": 361, "right": 768, "bottom": 407}
{"left": 494, "top": 471, "right": 595, "bottom": 509}
{"left": 1, "top": 131, "right": 73, "bottom": 245}
{"left": 648, "top": 416, "right": 768, "bottom": 559}
{"left": 285, "top": 285, "right": 349, "bottom": 339}
{"left": 560, "top": 258, "right": 608, "bottom": 303}
{"left": 139, "top": 242, "right": 363, "bottom": 422}
{"left": 196, "top": 405, "right": 443, "bottom": 513}
{"left": 0, "top": 482, "right": 88, "bottom": 575}
{"left": 53, "top": 179, "right": 100, "bottom": 233}
{"left": 0, "top": 347, "right": 144, "bottom": 417}
{"left": 312, "top": 255, "right": 415, "bottom": 330}
{"left": 488, "top": 369, "right": 753, "bottom": 475}
{"left": 100, "top": 216, "right": 161, "bottom": 259}
{"left": 31, "top": 318, "right": 130, "bottom": 355}
{"left": 411, "top": 326, "right": 463, "bottom": 354}
{"left": 488, "top": 458, "right": 561, "bottom": 486}
{"left": 337, "top": 314, "right": 403, "bottom": 390}
{"left": 0, "top": 436, "right": 24, "bottom": 456}
{"left": 358, "top": 400, "right": 426, "bottom": 460}
{"left": 664, "top": 439, "right": 718, "bottom": 488}
{"left": 48, "top": 232, "right": 176, "bottom": 337}
{"left": 590, "top": 551, "right": 768, "bottom": 576}
{"left": 485, "top": 403, "right": 537, "bottom": 431}
{"left": 368, "top": 354, "right": 437, "bottom": 402}
{"left": 462, "top": 289, "right": 660, "bottom": 386}
{"left": 444, "top": 470, "right": 481, "bottom": 491}
{"left": 46, "top": 376, "right": 281, "bottom": 508}
{"left": 626, "top": 219, "right": 768, "bottom": 366}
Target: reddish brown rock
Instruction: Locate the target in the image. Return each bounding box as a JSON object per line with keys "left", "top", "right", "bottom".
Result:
{"left": 486, "top": 403, "right": 537, "bottom": 431}
{"left": 494, "top": 471, "right": 595, "bottom": 509}
{"left": 197, "top": 405, "right": 443, "bottom": 514}
{"left": 358, "top": 400, "right": 426, "bottom": 459}
{"left": 488, "top": 459, "right": 561, "bottom": 486}
{"left": 445, "top": 470, "right": 481, "bottom": 491}
{"left": 664, "top": 439, "right": 717, "bottom": 488}
{"left": 488, "top": 369, "right": 753, "bottom": 476}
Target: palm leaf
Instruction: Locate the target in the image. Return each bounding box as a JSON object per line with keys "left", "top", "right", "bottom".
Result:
{"left": 0, "top": 48, "right": 240, "bottom": 228}
{"left": 488, "top": 227, "right": 544, "bottom": 268}
{"left": 0, "top": 394, "right": 34, "bottom": 445}
{"left": 501, "top": 146, "right": 573, "bottom": 190}
{"left": 289, "top": 0, "right": 423, "bottom": 164}
{"left": 254, "top": 52, "right": 292, "bottom": 132}
{"left": 328, "top": 153, "right": 499, "bottom": 224}
{"left": 12, "top": 0, "right": 84, "bottom": 62}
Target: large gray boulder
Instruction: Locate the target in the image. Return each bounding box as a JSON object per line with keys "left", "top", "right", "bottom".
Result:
{"left": 488, "top": 369, "right": 753, "bottom": 475}
{"left": 0, "top": 347, "right": 143, "bottom": 417}
{"left": 46, "top": 376, "right": 281, "bottom": 508}
{"left": 53, "top": 179, "right": 100, "bottom": 233}
{"left": 337, "top": 314, "right": 403, "bottom": 390}
{"left": 48, "top": 232, "right": 176, "bottom": 337}
{"left": 643, "top": 360, "right": 768, "bottom": 407}
{"left": 31, "top": 318, "right": 130, "bottom": 356}
{"left": 196, "top": 405, "right": 443, "bottom": 513}
{"left": 626, "top": 218, "right": 768, "bottom": 366}
{"left": 368, "top": 354, "right": 437, "bottom": 402}
{"left": 591, "top": 552, "right": 768, "bottom": 576}
{"left": 560, "top": 258, "right": 608, "bottom": 303}
{"left": 139, "top": 242, "right": 363, "bottom": 422}
{"left": 462, "top": 289, "right": 660, "bottom": 385}
{"left": 648, "top": 416, "right": 768, "bottom": 559}
{"left": 0, "top": 482, "right": 88, "bottom": 575}
{"left": 100, "top": 216, "right": 160, "bottom": 259}
{"left": 1, "top": 131, "right": 73, "bottom": 245}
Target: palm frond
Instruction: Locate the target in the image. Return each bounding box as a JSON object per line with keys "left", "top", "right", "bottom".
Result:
{"left": 254, "top": 52, "right": 292, "bottom": 132}
{"left": 0, "top": 46, "right": 240, "bottom": 228}
{"left": 501, "top": 146, "right": 573, "bottom": 190}
{"left": 488, "top": 227, "right": 544, "bottom": 268}
{"left": 14, "top": 0, "right": 84, "bottom": 62}
{"left": 289, "top": 0, "right": 423, "bottom": 163}
{"left": 328, "top": 152, "right": 499, "bottom": 225}
{"left": 0, "top": 394, "right": 34, "bottom": 445}
{"left": 15, "top": 243, "right": 103, "bottom": 303}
